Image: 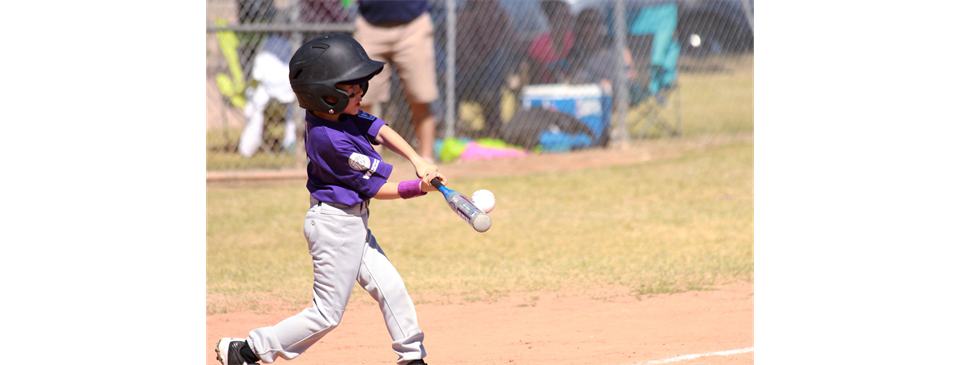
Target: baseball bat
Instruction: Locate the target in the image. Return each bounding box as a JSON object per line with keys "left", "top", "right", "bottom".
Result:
{"left": 430, "top": 178, "right": 492, "bottom": 233}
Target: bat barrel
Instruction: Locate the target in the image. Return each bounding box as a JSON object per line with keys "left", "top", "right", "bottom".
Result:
{"left": 471, "top": 214, "right": 492, "bottom": 232}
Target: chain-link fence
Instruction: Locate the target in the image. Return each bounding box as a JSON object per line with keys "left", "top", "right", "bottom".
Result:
{"left": 206, "top": 0, "right": 753, "bottom": 172}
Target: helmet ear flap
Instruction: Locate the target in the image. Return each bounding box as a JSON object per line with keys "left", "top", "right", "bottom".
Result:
{"left": 316, "top": 87, "right": 352, "bottom": 114}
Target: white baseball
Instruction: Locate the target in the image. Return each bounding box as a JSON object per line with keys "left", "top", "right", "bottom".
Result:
{"left": 471, "top": 189, "right": 496, "bottom": 214}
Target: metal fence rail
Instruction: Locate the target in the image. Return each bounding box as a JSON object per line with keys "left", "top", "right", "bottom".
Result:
{"left": 206, "top": 0, "right": 754, "bottom": 172}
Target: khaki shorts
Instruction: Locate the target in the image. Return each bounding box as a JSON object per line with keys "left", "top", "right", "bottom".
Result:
{"left": 354, "top": 13, "right": 439, "bottom": 105}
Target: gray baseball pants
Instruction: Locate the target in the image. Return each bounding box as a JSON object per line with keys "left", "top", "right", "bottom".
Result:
{"left": 247, "top": 200, "right": 426, "bottom": 364}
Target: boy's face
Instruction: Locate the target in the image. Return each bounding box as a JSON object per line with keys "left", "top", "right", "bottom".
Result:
{"left": 325, "top": 83, "right": 364, "bottom": 116}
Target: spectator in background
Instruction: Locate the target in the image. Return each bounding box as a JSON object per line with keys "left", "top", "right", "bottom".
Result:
{"left": 525, "top": 0, "right": 575, "bottom": 84}
{"left": 299, "top": 0, "right": 352, "bottom": 42}
{"left": 455, "top": 0, "right": 520, "bottom": 139}
{"left": 236, "top": 0, "right": 279, "bottom": 24}
{"left": 299, "top": 0, "right": 351, "bottom": 23}
{"left": 233, "top": 0, "right": 300, "bottom": 156}
{"left": 565, "top": 8, "right": 643, "bottom": 92}
{"left": 237, "top": 35, "right": 300, "bottom": 157}
{"left": 353, "top": 0, "right": 440, "bottom": 162}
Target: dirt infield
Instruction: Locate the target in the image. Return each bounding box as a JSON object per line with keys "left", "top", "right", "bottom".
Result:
{"left": 207, "top": 282, "right": 753, "bottom": 365}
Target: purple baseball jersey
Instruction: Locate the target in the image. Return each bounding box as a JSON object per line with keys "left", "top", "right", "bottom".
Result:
{"left": 304, "top": 110, "right": 394, "bottom": 206}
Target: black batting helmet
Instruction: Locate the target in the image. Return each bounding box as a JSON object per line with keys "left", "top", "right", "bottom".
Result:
{"left": 289, "top": 33, "right": 385, "bottom": 114}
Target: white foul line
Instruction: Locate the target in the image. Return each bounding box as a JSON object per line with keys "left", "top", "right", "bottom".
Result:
{"left": 639, "top": 347, "right": 755, "bottom": 364}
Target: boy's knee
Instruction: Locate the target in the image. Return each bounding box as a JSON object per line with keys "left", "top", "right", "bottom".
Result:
{"left": 307, "top": 305, "right": 345, "bottom": 330}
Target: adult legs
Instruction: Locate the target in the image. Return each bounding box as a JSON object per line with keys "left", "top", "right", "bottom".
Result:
{"left": 409, "top": 102, "right": 436, "bottom": 161}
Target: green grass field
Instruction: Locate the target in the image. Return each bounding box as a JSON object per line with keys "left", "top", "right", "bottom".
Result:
{"left": 207, "top": 139, "right": 754, "bottom": 314}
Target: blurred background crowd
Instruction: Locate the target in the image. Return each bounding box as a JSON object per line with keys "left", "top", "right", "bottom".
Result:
{"left": 205, "top": 0, "right": 754, "bottom": 171}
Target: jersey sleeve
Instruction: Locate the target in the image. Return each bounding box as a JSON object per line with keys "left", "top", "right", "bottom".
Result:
{"left": 308, "top": 127, "right": 394, "bottom": 198}
{"left": 354, "top": 110, "right": 387, "bottom": 145}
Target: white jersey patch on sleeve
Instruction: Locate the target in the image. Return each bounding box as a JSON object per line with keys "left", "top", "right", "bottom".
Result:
{"left": 348, "top": 153, "right": 371, "bottom": 172}
{"left": 363, "top": 159, "right": 380, "bottom": 180}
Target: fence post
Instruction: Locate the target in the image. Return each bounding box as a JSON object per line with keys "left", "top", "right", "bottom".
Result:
{"left": 612, "top": 0, "right": 629, "bottom": 146}
{"left": 443, "top": 0, "right": 457, "bottom": 139}
{"left": 738, "top": 0, "right": 754, "bottom": 32}
{"left": 289, "top": 0, "right": 305, "bottom": 161}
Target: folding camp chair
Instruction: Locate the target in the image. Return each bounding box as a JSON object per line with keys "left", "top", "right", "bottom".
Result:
{"left": 627, "top": 3, "right": 682, "bottom": 139}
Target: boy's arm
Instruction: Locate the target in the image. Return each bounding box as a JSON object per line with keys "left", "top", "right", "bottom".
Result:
{"left": 375, "top": 124, "right": 438, "bottom": 179}
{"left": 373, "top": 182, "right": 403, "bottom": 200}
{"left": 372, "top": 171, "right": 444, "bottom": 200}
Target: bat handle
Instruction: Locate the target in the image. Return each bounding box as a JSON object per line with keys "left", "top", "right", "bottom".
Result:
{"left": 429, "top": 177, "right": 443, "bottom": 189}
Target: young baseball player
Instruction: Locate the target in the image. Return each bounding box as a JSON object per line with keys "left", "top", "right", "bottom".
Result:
{"left": 216, "top": 33, "right": 444, "bottom": 365}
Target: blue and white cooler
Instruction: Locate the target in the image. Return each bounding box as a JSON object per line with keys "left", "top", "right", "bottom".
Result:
{"left": 520, "top": 83, "right": 612, "bottom": 152}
